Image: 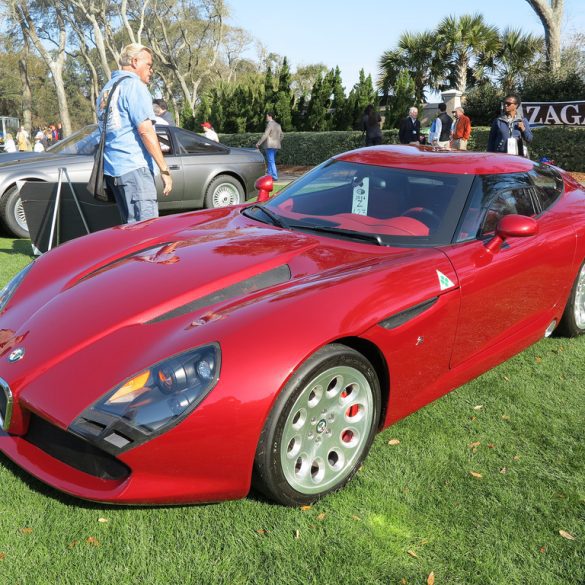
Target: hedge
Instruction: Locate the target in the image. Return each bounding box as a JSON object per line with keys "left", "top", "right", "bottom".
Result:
{"left": 219, "top": 126, "right": 585, "bottom": 172}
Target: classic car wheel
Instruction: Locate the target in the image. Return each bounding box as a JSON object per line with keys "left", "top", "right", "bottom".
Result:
{"left": 254, "top": 344, "right": 381, "bottom": 506}
{"left": 0, "top": 185, "right": 30, "bottom": 239}
{"left": 557, "top": 261, "right": 585, "bottom": 337}
{"left": 204, "top": 175, "right": 244, "bottom": 208}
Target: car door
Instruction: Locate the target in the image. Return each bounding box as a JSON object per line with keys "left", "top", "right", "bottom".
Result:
{"left": 442, "top": 171, "right": 576, "bottom": 368}
{"left": 154, "top": 126, "right": 185, "bottom": 203}
{"left": 170, "top": 127, "right": 231, "bottom": 208}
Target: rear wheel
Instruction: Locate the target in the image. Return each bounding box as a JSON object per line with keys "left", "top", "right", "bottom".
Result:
{"left": 204, "top": 175, "right": 244, "bottom": 208}
{"left": 0, "top": 185, "right": 30, "bottom": 238}
{"left": 253, "top": 344, "right": 381, "bottom": 506}
{"left": 556, "top": 261, "right": 585, "bottom": 337}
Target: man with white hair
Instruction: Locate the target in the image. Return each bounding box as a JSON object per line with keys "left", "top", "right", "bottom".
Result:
{"left": 96, "top": 43, "right": 172, "bottom": 223}
{"left": 398, "top": 107, "right": 421, "bottom": 145}
{"left": 450, "top": 107, "right": 472, "bottom": 150}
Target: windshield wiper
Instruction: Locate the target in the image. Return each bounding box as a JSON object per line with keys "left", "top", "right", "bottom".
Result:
{"left": 287, "top": 223, "right": 385, "bottom": 246}
{"left": 243, "top": 204, "right": 288, "bottom": 228}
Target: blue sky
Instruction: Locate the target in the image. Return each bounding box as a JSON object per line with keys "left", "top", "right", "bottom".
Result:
{"left": 229, "top": 0, "right": 585, "bottom": 89}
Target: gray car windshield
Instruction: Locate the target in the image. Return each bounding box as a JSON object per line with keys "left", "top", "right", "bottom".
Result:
{"left": 263, "top": 160, "right": 474, "bottom": 246}
{"left": 47, "top": 125, "right": 100, "bottom": 156}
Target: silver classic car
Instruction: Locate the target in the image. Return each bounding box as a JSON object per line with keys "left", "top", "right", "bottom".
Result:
{"left": 0, "top": 124, "right": 266, "bottom": 238}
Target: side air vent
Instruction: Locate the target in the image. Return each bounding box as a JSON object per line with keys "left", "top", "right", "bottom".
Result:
{"left": 147, "top": 264, "right": 292, "bottom": 324}
{"left": 0, "top": 377, "right": 13, "bottom": 431}
{"left": 379, "top": 297, "right": 438, "bottom": 330}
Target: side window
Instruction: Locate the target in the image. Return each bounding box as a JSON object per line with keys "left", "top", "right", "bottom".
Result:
{"left": 156, "top": 128, "right": 172, "bottom": 155}
{"left": 529, "top": 165, "right": 564, "bottom": 211}
{"left": 456, "top": 173, "right": 535, "bottom": 242}
{"left": 173, "top": 128, "right": 227, "bottom": 155}
{"left": 480, "top": 188, "right": 536, "bottom": 235}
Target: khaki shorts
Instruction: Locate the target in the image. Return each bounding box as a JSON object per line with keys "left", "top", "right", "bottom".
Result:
{"left": 452, "top": 138, "right": 468, "bottom": 150}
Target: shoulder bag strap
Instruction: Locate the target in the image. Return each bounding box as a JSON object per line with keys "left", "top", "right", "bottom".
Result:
{"left": 98, "top": 75, "right": 133, "bottom": 138}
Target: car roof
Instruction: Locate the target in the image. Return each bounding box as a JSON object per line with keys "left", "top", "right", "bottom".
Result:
{"left": 335, "top": 145, "right": 534, "bottom": 175}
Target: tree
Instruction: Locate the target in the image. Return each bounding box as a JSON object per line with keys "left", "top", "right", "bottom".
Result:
{"left": 263, "top": 64, "right": 275, "bottom": 113}
{"left": 146, "top": 0, "right": 227, "bottom": 114}
{"left": 305, "top": 74, "right": 327, "bottom": 131}
{"left": 496, "top": 28, "right": 544, "bottom": 93}
{"left": 291, "top": 63, "right": 327, "bottom": 100}
{"left": 344, "top": 70, "right": 378, "bottom": 130}
{"left": 329, "top": 67, "right": 347, "bottom": 130}
{"left": 525, "top": 0, "right": 564, "bottom": 74}
{"left": 384, "top": 70, "right": 416, "bottom": 129}
{"left": 12, "top": 0, "right": 73, "bottom": 136}
{"left": 435, "top": 13, "right": 501, "bottom": 93}
{"left": 396, "top": 31, "right": 442, "bottom": 102}
{"left": 274, "top": 56, "right": 292, "bottom": 131}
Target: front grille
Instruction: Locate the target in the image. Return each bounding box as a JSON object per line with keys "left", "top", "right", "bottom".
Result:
{"left": 26, "top": 414, "right": 130, "bottom": 481}
{"left": 0, "top": 377, "right": 13, "bottom": 431}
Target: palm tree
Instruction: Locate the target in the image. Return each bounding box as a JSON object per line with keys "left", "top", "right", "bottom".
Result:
{"left": 378, "top": 32, "right": 443, "bottom": 104}
{"left": 436, "top": 13, "right": 501, "bottom": 92}
{"left": 497, "top": 28, "right": 544, "bottom": 93}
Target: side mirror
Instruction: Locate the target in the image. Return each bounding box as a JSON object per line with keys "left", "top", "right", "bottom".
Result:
{"left": 255, "top": 175, "right": 274, "bottom": 202}
{"left": 485, "top": 214, "right": 538, "bottom": 254}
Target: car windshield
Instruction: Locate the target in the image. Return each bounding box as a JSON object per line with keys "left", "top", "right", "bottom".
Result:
{"left": 47, "top": 125, "right": 100, "bottom": 156}
{"left": 256, "top": 160, "right": 474, "bottom": 246}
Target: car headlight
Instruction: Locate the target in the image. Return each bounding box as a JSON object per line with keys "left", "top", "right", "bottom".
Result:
{"left": 70, "top": 344, "right": 220, "bottom": 453}
{"left": 0, "top": 262, "right": 34, "bottom": 313}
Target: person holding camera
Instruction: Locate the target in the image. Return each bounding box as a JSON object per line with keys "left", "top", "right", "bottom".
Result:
{"left": 487, "top": 94, "right": 533, "bottom": 156}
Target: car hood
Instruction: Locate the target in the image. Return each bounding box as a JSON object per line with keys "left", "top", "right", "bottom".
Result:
{"left": 0, "top": 151, "right": 84, "bottom": 169}
{"left": 0, "top": 207, "right": 457, "bottom": 425}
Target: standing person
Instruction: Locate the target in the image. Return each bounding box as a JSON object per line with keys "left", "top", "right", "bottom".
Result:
{"left": 487, "top": 94, "right": 533, "bottom": 156}
{"left": 40, "top": 128, "right": 50, "bottom": 150}
{"left": 256, "top": 112, "right": 283, "bottom": 181}
{"left": 201, "top": 122, "right": 219, "bottom": 142}
{"left": 398, "top": 107, "right": 421, "bottom": 145}
{"left": 362, "top": 104, "right": 383, "bottom": 146}
{"left": 33, "top": 131, "right": 45, "bottom": 152}
{"left": 16, "top": 126, "right": 30, "bottom": 152}
{"left": 4, "top": 133, "right": 16, "bottom": 153}
{"left": 428, "top": 103, "right": 453, "bottom": 148}
{"left": 153, "top": 99, "right": 175, "bottom": 125}
{"left": 152, "top": 101, "right": 169, "bottom": 125}
{"left": 450, "top": 107, "right": 471, "bottom": 150}
{"left": 56, "top": 122, "right": 63, "bottom": 140}
{"left": 97, "top": 43, "right": 172, "bottom": 223}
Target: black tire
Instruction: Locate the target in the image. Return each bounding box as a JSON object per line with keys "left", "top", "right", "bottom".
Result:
{"left": 253, "top": 344, "right": 381, "bottom": 506}
{"left": 0, "top": 185, "right": 30, "bottom": 239}
{"left": 556, "top": 261, "right": 585, "bottom": 337}
{"left": 204, "top": 175, "right": 244, "bottom": 208}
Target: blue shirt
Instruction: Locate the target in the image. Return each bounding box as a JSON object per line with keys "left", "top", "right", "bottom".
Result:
{"left": 97, "top": 70, "right": 157, "bottom": 177}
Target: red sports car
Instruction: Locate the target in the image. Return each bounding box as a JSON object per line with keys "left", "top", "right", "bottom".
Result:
{"left": 0, "top": 145, "right": 584, "bottom": 506}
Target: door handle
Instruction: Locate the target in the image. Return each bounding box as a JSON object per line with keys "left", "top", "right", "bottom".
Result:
{"left": 168, "top": 165, "right": 181, "bottom": 170}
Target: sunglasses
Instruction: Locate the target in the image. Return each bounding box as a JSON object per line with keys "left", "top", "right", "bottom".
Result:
{"left": 504, "top": 102, "right": 516, "bottom": 106}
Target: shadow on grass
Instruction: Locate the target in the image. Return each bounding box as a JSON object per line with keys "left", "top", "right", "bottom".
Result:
{"left": 0, "top": 238, "right": 34, "bottom": 258}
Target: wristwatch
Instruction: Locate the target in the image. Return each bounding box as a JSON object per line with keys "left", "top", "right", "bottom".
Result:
{"left": 161, "top": 169, "right": 170, "bottom": 176}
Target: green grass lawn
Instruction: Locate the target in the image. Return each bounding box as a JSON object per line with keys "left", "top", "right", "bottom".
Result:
{"left": 0, "top": 236, "right": 583, "bottom": 585}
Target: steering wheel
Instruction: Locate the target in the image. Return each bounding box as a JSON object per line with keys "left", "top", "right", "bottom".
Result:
{"left": 401, "top": 207, "right": 441, "bottom": 230}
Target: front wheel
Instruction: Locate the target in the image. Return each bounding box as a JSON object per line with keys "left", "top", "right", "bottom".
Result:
{"left": 556, "top": 261, "right": 585, "bottom": 337}
{"left": 0, "top": 185, "right": 30, "bottom": 238}
{"left": 253, "top": 344, "right": 381, "bottom": 506}
{"left": 204, "top": 175, "right": 244, "bottom": 208}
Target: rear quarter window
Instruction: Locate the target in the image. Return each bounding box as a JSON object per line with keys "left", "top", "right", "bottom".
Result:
{"left": 529, "top": 164, "right": 564, "bottom": 211}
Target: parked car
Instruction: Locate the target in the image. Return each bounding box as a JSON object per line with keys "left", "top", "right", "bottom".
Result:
{"left": 0, "top": 124, "right": 265, "bottom": 238}
{"left": 0, "top": 145, "right": 584, "bottom": 506}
